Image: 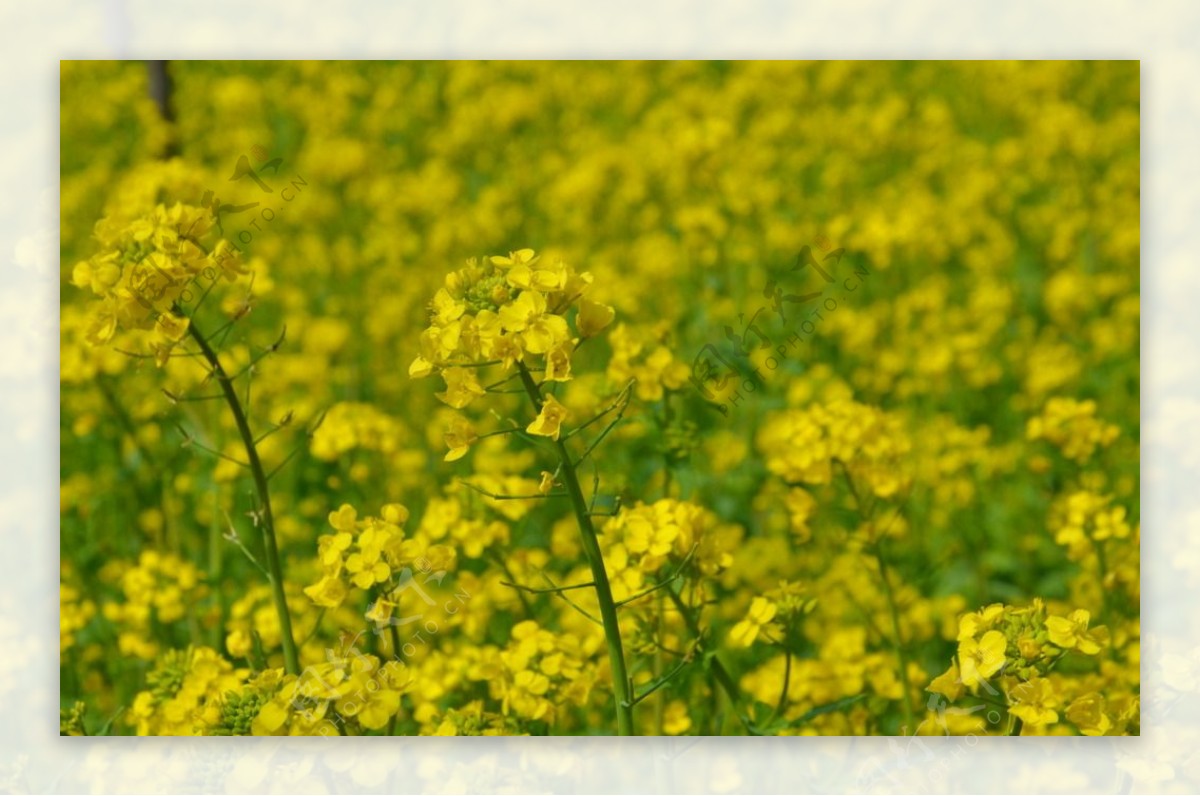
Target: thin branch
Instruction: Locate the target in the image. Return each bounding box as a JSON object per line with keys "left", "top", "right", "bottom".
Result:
{"left": 565, "top": 380, "right": 634, "bottom": 439}
{"left": 221, "top": 510, "right": 269, "bottom": 578}
{"left": 265, "top": 410, "right": 326, "bottom": 481}
{"left": 615, "top": 545, "right": 697, "bottom": 608}
{"left": 626, "top": 657, "right": 694, "bottom": 707}
{"left": 573, "top": 386, "right": 634, "bottom": 468}
{"left": 459, "top": 479, "right": 566, "bottom": 501}
{"left": 175, "top": 423, "right": 249, "bottom": 468}
{"left": 538, "top": 571, "right": 602, "bottom": 627}
{"left": 502, "top": 580, "right": 596, "bottom": 595}
{"left": 162, "top": 388, "right": 224, "bottom": 404}
{"left": 300, "top": 609, "right": 327, "bottom": 646}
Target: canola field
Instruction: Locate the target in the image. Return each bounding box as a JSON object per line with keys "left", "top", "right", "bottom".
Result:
{"left": 59, "top": 60, "right": 1140, "bottom": 736}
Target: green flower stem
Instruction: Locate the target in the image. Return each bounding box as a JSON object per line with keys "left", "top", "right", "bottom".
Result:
{"left": 516, "top": 363, "right": 634, "bottom": 735}
{"left": 875, "top": 536, "right": 917, "bottom": 733}
{"left": 187, "top": 319, "right": 301, "bottom": 675}
{"left": 837, "top": 460, "right": 916, "bottom": 733}
{"left": 665, "top": 587, "right": 756, "bottom": 734}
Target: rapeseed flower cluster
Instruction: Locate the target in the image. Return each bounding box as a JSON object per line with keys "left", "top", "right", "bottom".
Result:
{"left": 60, "top": 60, "right": 1138, "bottom": 736}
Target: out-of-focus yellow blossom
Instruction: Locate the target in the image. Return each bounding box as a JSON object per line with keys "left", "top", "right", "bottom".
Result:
{"left": 443, "top": 415, "right": 477, "bottom": 461}
{"left": 101, "top": 551, "right": 206, "bottom": 660}
{"left": 1049, "top": 491, "right": 1131, "bottom": 561}
{"left": 418, "top": 493, "right": 510, "bottom": 560}
{"left": 60, "top": 573, "right": 96, "bottom": 657}
{"left": 606, "top": 323, "right": 690, "bottom": 402}
{"left": 729, "top": 597, "right": 778, "bottom": 648}
{"left": 662, "top": 700, "right": 692, "bottom": 735}
{"left": 1027, "top": 397, "right": 1120, "bottom": 462}
{"left": 1065, "top": 692, "right": 1113, "bottom": 736}
{"left": 757, "top": 399, "right": 911, "bottom": 499}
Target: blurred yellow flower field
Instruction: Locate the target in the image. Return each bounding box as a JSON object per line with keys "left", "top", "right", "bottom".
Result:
{"left": 59, "top": 60, "right": 1139, "bottom": 736}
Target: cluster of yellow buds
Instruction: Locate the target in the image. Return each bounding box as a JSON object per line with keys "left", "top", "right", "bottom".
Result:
{"left": 126, "top": 646, "right": 246, "bottom": 735}
{"left": 948, "top": 601, "right": 1109, "bottom": 687}
{"left": 927, "top": 601, "right": 1115, "bottom": 734}
{"left": 60, "top": 701, "right": 88, "bottom": 736}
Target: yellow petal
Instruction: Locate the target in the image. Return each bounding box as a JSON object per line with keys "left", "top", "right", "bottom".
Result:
{"left": 576, "top": 298, "right": 615, "bottom": 338}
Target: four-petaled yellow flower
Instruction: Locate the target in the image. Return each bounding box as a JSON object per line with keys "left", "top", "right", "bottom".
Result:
{"left": 958, "top": 629, "right": 1007, "bottom": 687}
{"left": 526, "top": 394, "right": 569, "bottom": 440}
{"left": 1066, "top": 692, "right": 1112, "bottom": 736}
{"left": 729, "top": 596, "right": 777, "bottom": 648}
{"left": 436, "top": 367, "right": 486, "bottom": 409}
{"left": 1045, "top": 609, "right": 1107, "bottom": 655}
{"left": 926, "top": 659, "right": 964, "bottom": 702}
{"left": 957, "top": 603, "right": 1005, "bottom": 641}
{"left": 576, "top": 298, "right": 615, "bottom": 338}
{"left": 443, "top": 416, "right": 477, "bottom": 462}
{"left": 1008, "top": 677, "right": 1059, "bottom": 728}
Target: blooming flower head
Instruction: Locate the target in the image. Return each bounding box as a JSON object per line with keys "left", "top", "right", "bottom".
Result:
{"left": 303, "top": 502, "right": 455, "bottom": 610}
{"left": 409, "top": 250, "right": 615, "bottom": 408}
{"left": 69, "top": 161, "right": 249, "bottom": 356}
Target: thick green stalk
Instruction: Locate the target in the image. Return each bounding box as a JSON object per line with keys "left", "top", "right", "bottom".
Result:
{"left": 516, "top": 363, "right": 634, "bottom": 735}
{"left": 187, "top": 320, "right": 301, "bottom": 675}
